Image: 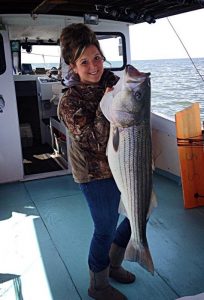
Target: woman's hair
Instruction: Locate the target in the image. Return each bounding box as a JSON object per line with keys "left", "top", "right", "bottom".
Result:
{"left": 60, "top": 23, "right": 105, "bottom": 65}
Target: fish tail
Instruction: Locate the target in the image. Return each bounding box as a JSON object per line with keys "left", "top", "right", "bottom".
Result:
{"left": 124, "top": 240, "right": 154, "bottom": 275}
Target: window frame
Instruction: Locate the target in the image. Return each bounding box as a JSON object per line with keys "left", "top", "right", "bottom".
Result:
{"left": 95, "top": 31, "right": 127, "bottom": 71}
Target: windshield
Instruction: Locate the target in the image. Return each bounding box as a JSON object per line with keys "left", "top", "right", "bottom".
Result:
{"left": 20, "top": 32, "right": 126, "bottom": 72}
{"left": 21, "top": 45, "right": 61, "bottom": 70}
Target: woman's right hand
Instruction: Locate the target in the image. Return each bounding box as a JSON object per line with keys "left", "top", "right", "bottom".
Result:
{"left": 105, "top": 86, "right": 114, "bottom": 94}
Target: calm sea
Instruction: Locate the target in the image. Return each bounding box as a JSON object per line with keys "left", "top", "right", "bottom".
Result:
{"left": 131, "top": 57, "right": 204, "bottom": 120}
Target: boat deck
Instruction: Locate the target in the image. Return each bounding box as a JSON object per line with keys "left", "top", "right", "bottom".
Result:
{"left": 0, "top": 173, "right": 204, "bottom": 300}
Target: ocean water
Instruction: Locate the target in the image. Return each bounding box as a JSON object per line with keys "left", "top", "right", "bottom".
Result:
{"left": 32, "top": 58, "right": 204, "bottom": 121}
{"left": 131, "top": 57, "right": 204, "bottom": 121}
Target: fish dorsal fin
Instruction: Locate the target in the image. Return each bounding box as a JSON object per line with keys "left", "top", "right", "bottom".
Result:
{"left": 113, "top": 127, "right": 119, "bottom": 151}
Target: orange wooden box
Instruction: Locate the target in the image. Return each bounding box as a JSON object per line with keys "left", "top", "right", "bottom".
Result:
{"left": 175, "top": 103, "right": 204, "bottom": 208}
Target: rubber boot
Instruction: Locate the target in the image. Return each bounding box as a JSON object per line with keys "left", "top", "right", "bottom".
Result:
{"left": 88, "top": 267, "right": 127, "bottom": 300}
{"left": 109, "top": 243, "right": 136, "bottom": 284}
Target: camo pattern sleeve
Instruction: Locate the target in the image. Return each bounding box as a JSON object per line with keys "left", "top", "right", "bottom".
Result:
{"left": 59, "top": 86, "right": 109, "bottom": 155}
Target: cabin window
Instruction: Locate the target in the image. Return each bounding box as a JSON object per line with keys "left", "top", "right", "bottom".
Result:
{"left": 0, "top": 34, "right": 6, "bottom": 75}
{"left": 21, "top": 45, "right": 61, "bottom": 73}
{"left": 19, "top": 32, "right": 126, "bottom": 74}
{"left": 96, "top": 32, "right": 127, "bottom": 71}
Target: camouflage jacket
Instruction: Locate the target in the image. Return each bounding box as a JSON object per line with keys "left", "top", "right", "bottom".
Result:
{"left": 58, "top": 69, "right": 119, "bottom": 183}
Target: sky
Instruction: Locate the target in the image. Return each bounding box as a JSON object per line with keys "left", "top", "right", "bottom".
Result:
{"left": 129, "top": 8, "right": 204, "bottom": 60}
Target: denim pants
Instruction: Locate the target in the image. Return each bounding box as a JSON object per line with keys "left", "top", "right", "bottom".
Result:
{"left": 79, "top": 177, "right": 131, "bottom": 272}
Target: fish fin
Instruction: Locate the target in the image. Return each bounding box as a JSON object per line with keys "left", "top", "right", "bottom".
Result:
{"left": 118, "top": 197, "right": 128, "bottom": 216}
{"left": 147, "top": 189, "right": 158, "bottom": 219}
{"left": 100, "top": 91, "right": 114, "bottom": 122}
{"left": 113, "top": 127, "right": 119, "bottom": 151}
{"left": 125, "top": 241, "right": 154, "bottom": 275}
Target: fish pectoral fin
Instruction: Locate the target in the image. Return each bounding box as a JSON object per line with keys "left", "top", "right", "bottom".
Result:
{"left": 112, "top": 127, "right": 120, "bottom": 151}
{"left": 100, "top": 91, "right": 114, "bottom": 122}
{"left": 118, "top": 196, "right": 128, "bottom": 216}
{"left": 147, "top": 189, "right": 158, "bottom": 220}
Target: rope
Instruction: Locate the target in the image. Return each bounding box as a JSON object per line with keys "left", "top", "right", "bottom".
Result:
{"left": 167, "top": 17, "right": 204, "bottom": 82}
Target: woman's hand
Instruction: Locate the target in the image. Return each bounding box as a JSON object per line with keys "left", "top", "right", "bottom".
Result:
{"left": 105, "top": 86, "right": 114, "bottom": 94}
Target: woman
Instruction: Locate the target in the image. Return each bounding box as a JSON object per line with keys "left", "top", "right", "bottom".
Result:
{"left": 58, "top": 23, "right": 135, "bottom": 300}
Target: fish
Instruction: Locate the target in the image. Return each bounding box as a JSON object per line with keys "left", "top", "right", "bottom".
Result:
{"left": 100, "top": 64, "right": 154, "bottom": 274}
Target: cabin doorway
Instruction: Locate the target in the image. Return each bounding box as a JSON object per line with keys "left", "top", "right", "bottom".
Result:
{"left": 12, "top": 43, "right": 71, "bottom": 179}
{"left": 14, "top": 77, "right": 70, "bottom": 179}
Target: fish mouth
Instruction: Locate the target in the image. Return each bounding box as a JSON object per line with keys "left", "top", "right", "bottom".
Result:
{"left": 125, "top": 65, "right": 151, "bottom": 78}
{"left": 125, "top": 64, "right": 141, "bottom": 76}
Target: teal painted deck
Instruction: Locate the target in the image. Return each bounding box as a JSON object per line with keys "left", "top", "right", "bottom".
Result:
{"left": 0, "top": 173, "right": 204, "bottom": 300}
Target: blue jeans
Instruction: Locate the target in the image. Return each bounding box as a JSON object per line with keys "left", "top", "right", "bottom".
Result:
{"left": 79, "top": 177, "right": 131, "bottom": 272}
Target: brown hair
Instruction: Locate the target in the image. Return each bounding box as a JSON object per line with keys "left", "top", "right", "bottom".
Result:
{"left": 60, "top": 23, "right": 105, "bottom": 65}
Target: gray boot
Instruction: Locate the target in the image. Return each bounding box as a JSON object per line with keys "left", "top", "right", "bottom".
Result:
{"left": 88, "top": 267, "right": 127, "bottom": 300}
{"left": 109, "top": 243, "right": 136, "bottom": 284}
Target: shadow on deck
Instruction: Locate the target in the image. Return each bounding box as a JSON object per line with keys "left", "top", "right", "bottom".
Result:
{"left": 0, "top": 173, "right": 204, "bottom": 300}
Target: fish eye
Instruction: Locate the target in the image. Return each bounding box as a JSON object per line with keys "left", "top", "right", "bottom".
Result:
{"left": 134, "top": 91, "right": 142, "bottom": 100}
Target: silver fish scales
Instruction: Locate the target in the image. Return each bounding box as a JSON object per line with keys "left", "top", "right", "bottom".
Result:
{"left": 100, "top": 64, "right": 154, "bottom": 274}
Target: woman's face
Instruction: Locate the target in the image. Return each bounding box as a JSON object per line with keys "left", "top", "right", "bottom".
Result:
{"left": 72, "top": 45, "right": 104, "bottom": 84}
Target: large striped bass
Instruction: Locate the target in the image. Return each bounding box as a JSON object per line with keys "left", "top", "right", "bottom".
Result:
{"left": 100, "top": 64, "right": 154, "bottom": 274}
